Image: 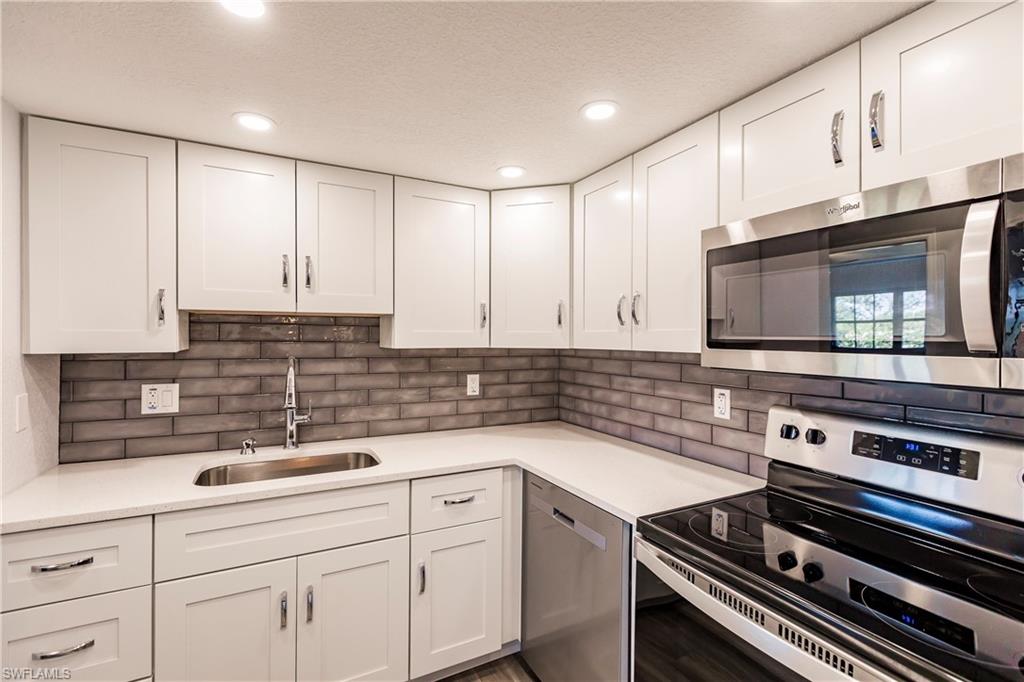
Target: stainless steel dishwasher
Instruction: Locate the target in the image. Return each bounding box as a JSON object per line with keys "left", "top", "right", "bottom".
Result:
{"left": 522, "top": 473, "right": 630, "bottom": 681}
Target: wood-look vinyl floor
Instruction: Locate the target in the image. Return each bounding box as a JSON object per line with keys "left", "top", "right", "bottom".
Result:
{"left": 442, "top": 655, "right": 539, "bottom": 682}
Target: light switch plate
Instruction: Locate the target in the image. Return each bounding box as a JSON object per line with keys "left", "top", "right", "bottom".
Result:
{"left": 466, "top": 374, "right": 480, "bottom": 396}
{"left": 141, "top": 383, "right": 179, "bottom": 414}
{"left": 713, "top": 387, "right": 731, "bottom": 420}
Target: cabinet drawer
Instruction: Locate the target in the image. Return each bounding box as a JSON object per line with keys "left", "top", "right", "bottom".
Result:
{"left": 2, "top": 586, "right": 151, "bottom": 682}
{"left": 411, "top": 469, "right": 503, "bottom": 533}
{"left": 2, "top": 516, "right": 152, "bottom": 611}
{"left": 155, "top": 481, "right": 409, "bottom": 581}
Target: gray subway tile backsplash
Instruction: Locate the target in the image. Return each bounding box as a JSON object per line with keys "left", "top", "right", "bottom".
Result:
{"left": 59, "top": 315, "right": 1024, "bottom": 475}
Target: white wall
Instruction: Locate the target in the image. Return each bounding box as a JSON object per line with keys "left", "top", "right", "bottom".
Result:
{"left": 2, "top": 99, "right": 60, "bottom": 494}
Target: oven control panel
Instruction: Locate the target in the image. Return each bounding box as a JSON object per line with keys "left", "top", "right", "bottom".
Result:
{"left": 851, "top": 431, "right": 980, "bottom": 480}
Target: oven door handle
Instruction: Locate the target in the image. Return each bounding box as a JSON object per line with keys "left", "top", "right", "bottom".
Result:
{"left": 959, "top": 200, "right": 1000, "bottom": 353}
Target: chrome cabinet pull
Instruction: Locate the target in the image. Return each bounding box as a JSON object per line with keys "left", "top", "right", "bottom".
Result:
{"left": 280, "top": 591, "right": 288, "bottom": 629}
{"left": 480, "top": 302, "right": 488, "bottom": 328}
{"left": 306, "top": 586, "right": 314, "bottom": 623}
{"left": 631, "top": 292, "right": 640, "bottom": 326}
{"left": 869, "top": 90, "right": 884, "bottom": 149}
{"left": 157, "top": 288, "right": 166, "bottom": 326}
{"left": 282, "top": 254, "right": 290, "bottom": 288}
{"left": 556, "top": 300, "right": 564, "bottom": 328}
{"left": 830, "top": 110, "right": 845, "bottom": 166}
{"left": 616, "top": 295, "right": 626, "bottom": 327}
{"left": 32, "top": 639, "right": 95, "bottom": 661}
{"left": 31, "top": 556, "right": 94, "bottom": 573}
{"left": 304, "top": 256, "right": 312, "bottom": 289}
{"left": 443, "top": 495, "right": 475, "bottom": 506}
{"left": 418, "top": 561, "right": 426, "bottom": 595}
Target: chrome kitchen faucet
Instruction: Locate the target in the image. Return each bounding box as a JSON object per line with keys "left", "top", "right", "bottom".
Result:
{"left": 283, "top": 356, "right": 312, "bottom": 449}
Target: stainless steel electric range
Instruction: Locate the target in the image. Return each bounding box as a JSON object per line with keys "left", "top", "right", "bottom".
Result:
{"left": 635, "top": 406, "right": 1024, "bottom": 681}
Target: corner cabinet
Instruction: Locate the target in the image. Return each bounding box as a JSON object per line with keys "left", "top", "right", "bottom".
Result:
{"left": 23, "top": 117, "right": 186, "bottom": 353}
{"left": 719, "top": 43, "right": 860, "bottom": 223}
{"left": 861, "top": 1, "right": 1023, "bottom": 189}
{"left": 296, "top": 162, "right": 394, "bottom": 314}
{"left": 491, "top": 185, "right": 571, "bottom": 348}
{"left": 178, "top": 142, "right": 297, "bottom": 313}
{"left": 572, "top": 158, "right": 634, "bottom": 350}
{"left": 631, "top": 113, "right": 718, "bottom": 352}
{"left": 381, "top": 178, "right": 490, "bottom": 348}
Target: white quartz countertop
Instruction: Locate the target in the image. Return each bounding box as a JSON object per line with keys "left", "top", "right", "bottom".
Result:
{"left": 1, "top": 422, "right": 763, "bottom": 534}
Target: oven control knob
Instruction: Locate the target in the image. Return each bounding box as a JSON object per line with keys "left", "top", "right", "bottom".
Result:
{"left": 802, "top": 562, "right": 824, "bottom": 584}
{"left": 805, "top": 428, "right": 827, "bottom": 446}
{"left": 779, "top": 424, "right": 801, "bottom": 440}
{"left": 777, "top": 551, "right": 798, "bottom": 572}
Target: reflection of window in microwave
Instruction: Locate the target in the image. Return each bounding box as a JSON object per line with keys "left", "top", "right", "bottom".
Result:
{"left": 834, "top": 290, "right": 926, "bottom": 349}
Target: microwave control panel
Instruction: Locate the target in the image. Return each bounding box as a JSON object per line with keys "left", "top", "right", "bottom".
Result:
{"left": 851, "top": 431, "right": 980, "bottom": 480}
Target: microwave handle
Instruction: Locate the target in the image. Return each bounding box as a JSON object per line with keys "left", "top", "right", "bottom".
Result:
{"left": 959, "top": 200, "right": 1000, "bottom": 353}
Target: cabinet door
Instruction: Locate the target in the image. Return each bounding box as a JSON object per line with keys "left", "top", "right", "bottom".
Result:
{"left": 155, "top": 559, "right": 296, "bottom": 681}
{"left": 384, "top": 178, "right": 489, "bottom": 348}
{"left": 861, "top": 1, "right": 1023, "bottom": 189}
{"left": 410, "top": 519, "right": 502, "bottom": 678}
{"left": 572, "top": 158, "right": 633, "bottom": 349}
{"left": 297, "top": 162, "right": 394, "bottom": 314}
{"left": 178, "top": 142, "right": 296, "bottom": 312}
{"left": 297, "top": 536, "right": 409, "bottom": 682}
{"left": 719, "top": 44, "right": 860, "bottom": 223}
{"left": 632, "top": 113, "right": 718, "bottom": 352}
{"left": 24, "top": 117, "right": 185, "bottom": 353}
{"left": 491, "top": 185, "right": 571, "bottom": 348}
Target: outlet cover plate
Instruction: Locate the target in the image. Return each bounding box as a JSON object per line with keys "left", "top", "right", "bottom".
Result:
{"left": 466, "top": 374, "right": 481, "bottom": 396}
{"left": 713, "top": 387, "right": 731, "bottom": 420}
{"left": 141, "top": 383, "right": 179, "bottom": 414}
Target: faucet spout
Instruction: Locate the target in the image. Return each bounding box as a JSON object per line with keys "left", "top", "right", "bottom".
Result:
{"left": 284, "top": 356, "right": 298, "bottom": 409}
{"left": 283, "top": 357, "right": 311, "bottom": 449}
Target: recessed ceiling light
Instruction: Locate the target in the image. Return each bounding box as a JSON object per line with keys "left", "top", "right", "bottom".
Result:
{"left": 497, "top": 166, "right": 525, "bottom": 179}
{"left": 219, "top": 0, "right": 265, "bottom": 18}
{"left": 581, "top": 100, "right": 618, "bottom": 121}
{"left": 233, "top": 112, "right": 275, "bottom": 131}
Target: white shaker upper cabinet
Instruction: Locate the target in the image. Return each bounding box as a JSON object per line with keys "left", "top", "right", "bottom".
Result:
{"left": 572, "top": 158, "right": 633, "bottom": 350}
{"left": 178, "top": 142, "right": 296, "bottom": 313}
{"left": 719, "top": 43, "right": 860, "bottom": 223}
{"left": 491, "top": 185, "right": 571, "bottom": 348}
{"left": 296, "top": 162, "right": 394, "bottom": 315}
{"left": 861, "top": 1, "right": 1023, "bottom": 190}
{"left": 632, "top": 113, "right": 719, "bottom": 353}
{"left": 24, "top": 117, "right": 186, "bottom": 353}
{"left": 382, "top": 178, "right": 490, "bottom": 348}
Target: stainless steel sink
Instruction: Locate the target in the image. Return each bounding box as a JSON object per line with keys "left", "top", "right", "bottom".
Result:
{"left": 194, "top": 451, "right": 380, "bottom": 486}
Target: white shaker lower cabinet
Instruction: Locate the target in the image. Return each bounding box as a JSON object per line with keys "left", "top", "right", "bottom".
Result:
{"left": 719, "top": 43, "right": 860, "bottom": 223}
{"left": 154, "top": 559, "right": 297, "bottom": 682}
{"left": 572, "top": 158, "right": 634, "bottom": 350}
{"left": 178, "top": 142, "right": 297, "bottom": 312}
{"left": 410, "top": 519, "right": 503, "bottom": 678}
{"left": 23, "top": 117, "right": 186, "bottom": 353}
{"left": 381, "top": 178, "right": 490, "bottom": 348}
{"left": 631, "top": 113, "right": 718, "bottom": 352}
{"left": 296, "top": 162, "right": 394, "bottom": 314}
{"left": 490, "top": 186, "right": 571, "bottom": 348}
{"left": 296, "top": 537, "right": 410, "bottom": 682}
{"left": 860, "top": 1, "right": 1023, "bottom": 189}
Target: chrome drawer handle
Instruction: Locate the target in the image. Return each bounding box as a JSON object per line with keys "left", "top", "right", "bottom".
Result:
{"left": 31, "top": 556, "right": 94, "bottom": 573}
{"left": 616, "top": 294, "right": 626, "bottom": 326}
{"left": 281, "top": 254, "right": 290, "bottom": 288}
{"left": 157, "top": 288, "right": 166, "bottom": 326}
{"left": 280, "top": 591, "right": 288, "bottom": 629}
{"left": 869, "top": 90, "right": 884, "bottom": 150}
{"left": 304, "top": 256, "right": 312, "bottom": 289}
{"left": 418, "top": 561, "right": 426, "bottom": 595}
{"left": 556, "top": 300, "right": 564, "bottom": 328}
{"left": 631, "top": 292, "right": 640, "bottom": 325}
{"left": 480, "top": 302, "right": 488, "bottom": 328}
{"left": 306, "top": 585, "right": 314, "bottom": 623}
{"left": 831, "top": 110, "right": 845, "bottom": 166}
{"left": 32, "top": 639, "right": 95, "bottom": 661}
{"left": 443, "top": 495, "right": 475, "bottom": 506}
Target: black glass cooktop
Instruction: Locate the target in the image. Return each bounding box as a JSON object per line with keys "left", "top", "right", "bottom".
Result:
{"left": 638, "top": 467, "right": 1024, "bottom": 681}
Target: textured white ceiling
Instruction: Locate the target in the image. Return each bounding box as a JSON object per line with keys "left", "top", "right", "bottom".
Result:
{"left": 2, "top": 1, "right": 921, "bottom": 189}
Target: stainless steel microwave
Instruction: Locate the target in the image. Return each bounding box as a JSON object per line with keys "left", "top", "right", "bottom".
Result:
{"left": 701, "top": 154, "right": 1024, "bottom": 389}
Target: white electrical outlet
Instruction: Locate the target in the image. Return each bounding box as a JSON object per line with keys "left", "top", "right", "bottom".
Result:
{"left": 466, "top": 374, "right": 481, "bottom": 396}
{"left": 141, "top": 383, "right": 179, "bottom": 414}
{"left": 713, "top": 387, "right": 731, "bottom": 420}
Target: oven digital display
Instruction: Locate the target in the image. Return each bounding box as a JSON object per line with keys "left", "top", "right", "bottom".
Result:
{"left": 849, "top": 580, "right": 976, "bottom": 655}
{"left": 851, "top": 431, "right": 980, "bottom": 480}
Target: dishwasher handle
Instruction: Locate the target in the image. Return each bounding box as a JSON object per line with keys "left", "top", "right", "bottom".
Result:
{"left": 531, "top": 496, "right": 607, "bottom": 551}
{"left": 552, "top": 507, "right": 576, "bottom": 527}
